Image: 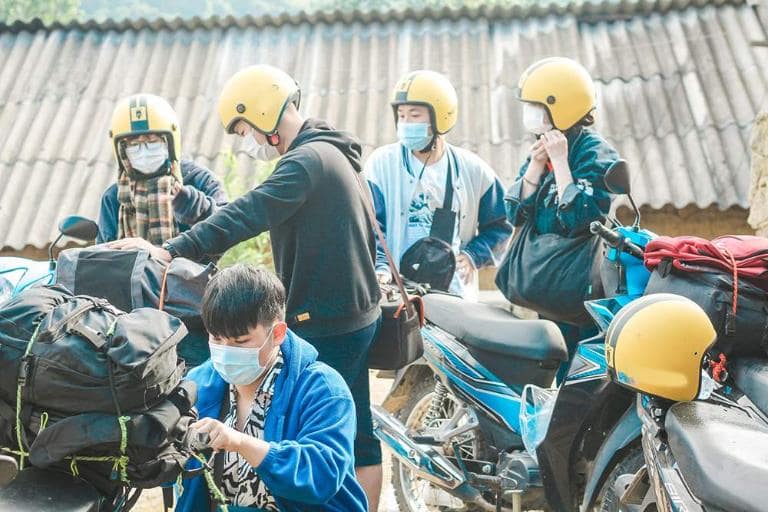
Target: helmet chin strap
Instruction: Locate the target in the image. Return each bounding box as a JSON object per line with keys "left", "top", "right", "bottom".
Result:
{"left": 417, "top": 133, "right": 440, "bottom": 155}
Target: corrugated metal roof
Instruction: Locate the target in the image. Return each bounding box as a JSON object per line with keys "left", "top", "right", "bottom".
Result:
{"left": 0, "top": 0, "right": 766, "bottom": 250}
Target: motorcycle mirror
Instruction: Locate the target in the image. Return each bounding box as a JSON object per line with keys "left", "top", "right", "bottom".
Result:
{"left": 48, "top": 216, "right": 99, "bottom": 269}
{"left": 603, "top": 160, "right": 631, "bottom": 195}
{"left": 603, "top": 160, "right": 641, "bottom": 228}
{"left": 0, "top": 455, "right": 18, "bottom": 487}
{"left": 58, "top": 216, "right": 99, "bottom": 242}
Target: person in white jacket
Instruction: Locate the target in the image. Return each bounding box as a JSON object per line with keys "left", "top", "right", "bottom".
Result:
{"left": 365, "top": 70, "right": 512, "bottom": 300}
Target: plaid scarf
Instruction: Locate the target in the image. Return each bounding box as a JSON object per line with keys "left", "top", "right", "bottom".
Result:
{"left": 117, "top": 162, "right": 182, "bottom": 245}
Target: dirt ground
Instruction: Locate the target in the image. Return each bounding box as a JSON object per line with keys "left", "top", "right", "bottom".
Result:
{"left": 133, "top": 372, "right": 399, "bottom": 511}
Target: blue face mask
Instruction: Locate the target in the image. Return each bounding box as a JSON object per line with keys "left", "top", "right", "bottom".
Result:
{"left": 209, "top": 327, "right": 275, "bottom": 386}
{"left": 397, "top": 122, "right": 433, "bottom": 151}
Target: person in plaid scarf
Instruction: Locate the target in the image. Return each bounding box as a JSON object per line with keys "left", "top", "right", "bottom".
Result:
{"left": 98, "top": 93, "right": 228, "bottom": 368}
{"left": 96, "top": 94, "right": 227, "bottom": 246}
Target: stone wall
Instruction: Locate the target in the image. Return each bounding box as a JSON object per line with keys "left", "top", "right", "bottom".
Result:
{"left": 4, "top": 207, "right": 753, "bottom": 292}
{"left": 749, "top": 110, "right": 768, "bottom": 237}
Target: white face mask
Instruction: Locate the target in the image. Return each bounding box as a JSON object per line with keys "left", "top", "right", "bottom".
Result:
{"left": 244, "top": 132, "right": 280, "bottom": 162}
{"left": 125, "top": 141, "right": 169, "bottom": 175}
{"left": 522, "top": 103, "right": 553, "bottom": 135}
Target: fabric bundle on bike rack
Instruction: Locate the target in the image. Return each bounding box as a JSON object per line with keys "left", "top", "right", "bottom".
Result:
{"left": 644, "top": 235, "right": 768, "bottom": 357}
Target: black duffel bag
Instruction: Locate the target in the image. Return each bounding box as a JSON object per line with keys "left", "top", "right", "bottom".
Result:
{"left": 644, "top": 260, "right": 768, "bottom": 357}
{"left": 495, "top": 222, "right": 603, "bottom": 325}
{"left": 0, "top": 381, "right": 198, "bottom": 496}
{"left": 56, "top": 247, "right": 215, "bottom": 367}
{"left": 56, "top": 247, "right": 215, "bottom": 331}
{"left": 0, "top": 285, "right": 187, "bottom": 414}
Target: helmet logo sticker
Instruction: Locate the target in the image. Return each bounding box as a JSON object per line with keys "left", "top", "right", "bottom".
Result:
{"left": 394, "top": 77, "right": 414, "bottom": 103}
{"left": 129, "top": 105, "right": 149, "bottom": 131}
{"left": 130, "top": 106, "right": 146, "bottom": 121}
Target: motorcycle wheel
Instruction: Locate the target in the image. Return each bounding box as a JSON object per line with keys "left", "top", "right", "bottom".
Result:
{"left": 391, "top": 377, "right": 486, "bottom": 512}
{"left": 595, "top": 445, "right": 645, "bottom": 512}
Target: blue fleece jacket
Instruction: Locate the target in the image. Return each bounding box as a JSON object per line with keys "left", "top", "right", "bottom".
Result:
{"left": 175, "top": 331, "right": 368, "bottom": 512}
{"left": 96, "top": 159, "right": 228, "bottom": 244}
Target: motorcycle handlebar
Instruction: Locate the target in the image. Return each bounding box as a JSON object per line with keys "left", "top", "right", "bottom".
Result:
{"left": 589, "top": 221, "right": 645, "bottom": 260}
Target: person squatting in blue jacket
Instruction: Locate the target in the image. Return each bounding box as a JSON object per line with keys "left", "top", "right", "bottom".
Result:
{"left": 177, "top": 264, "right": 368, "bottom": 512}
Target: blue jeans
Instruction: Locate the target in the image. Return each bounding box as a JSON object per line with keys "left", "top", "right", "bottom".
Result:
{"left": 297, "top": 317, "right": 383, "bottom": 467}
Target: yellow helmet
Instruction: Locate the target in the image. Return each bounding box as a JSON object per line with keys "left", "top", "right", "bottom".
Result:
{"left": 518, "top": 57, "right": 596, "bottom": 131}
{"left": 605, "top": 294, "right": 717, "bottom": 402}
{"left": 109, "top": 94, "right": 181, "bottom": 171}
{"left": 391, "top": 70, "right": 458, "bottom": 135}
{"left": 217, "top": 65, "right": 301, "bottom": 140}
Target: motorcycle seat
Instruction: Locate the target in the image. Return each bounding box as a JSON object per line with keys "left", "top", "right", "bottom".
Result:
{"left": 0, "top": 467, "right": 101, "bottom": 512}
{"left": 665, "top": 401, "right": 768, "bottom": 512}
{"left": 423, "top": 293, "right": 568, "bottom": 362}
{"left": 732, "top": 358, "right": 768, "bottom": 417}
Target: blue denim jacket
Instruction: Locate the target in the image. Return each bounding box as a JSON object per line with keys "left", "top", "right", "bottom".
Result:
{"left": 505, "top": 127, "right": 619, "bottom": 237}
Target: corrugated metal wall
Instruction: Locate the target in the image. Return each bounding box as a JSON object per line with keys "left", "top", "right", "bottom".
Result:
{"left": 0, "top": 0, "right": 765, "bottom": 250}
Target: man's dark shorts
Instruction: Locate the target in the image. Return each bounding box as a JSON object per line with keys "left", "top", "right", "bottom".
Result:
{"left": 299, "top": 318, "right": 383, "bottom": 467}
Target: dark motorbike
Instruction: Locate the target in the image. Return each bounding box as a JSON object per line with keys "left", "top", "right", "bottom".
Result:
{"left": 619, "top": 358, "right": 768, "bottom": 512}
{"left": 0, "top": 216, "right": 212, "bottom": 511}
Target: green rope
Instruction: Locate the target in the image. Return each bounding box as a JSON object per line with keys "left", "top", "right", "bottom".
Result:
{"left": 1, "top": 446, "right": 26, "bottom": 457}
{"left": 39, "top": 412, "right": 49, "bottom": 432}
{"left": 191, "top": 453, "right": 229, "bottom": 512}
{"left": 113, "top": 415, "right": 131, "bottom": 484}
{"left": 0, "top": 446, "right": 129, "bottom": 483}
{"left": 15, "top": 323, "right": 41, "bottom": 470}
{"left": 106, "top": 319, "right": 118, "bottom": 337}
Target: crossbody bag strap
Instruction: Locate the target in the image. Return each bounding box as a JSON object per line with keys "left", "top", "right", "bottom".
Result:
{"left": 354, "top": 172, "right": 415, "bottom": 317}
{"left": 440, "top": 149, "right": 455, "bottom": 211}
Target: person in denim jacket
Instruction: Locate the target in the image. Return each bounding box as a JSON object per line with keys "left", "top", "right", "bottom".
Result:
{"left": 504, "top": 58, "right": 619, "bottom": 381}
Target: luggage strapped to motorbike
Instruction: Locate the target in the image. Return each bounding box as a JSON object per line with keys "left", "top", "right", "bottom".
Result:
{"left": 1, "top": 320, "right": 143, "bottom": 506}
{"left": 0, "top": 286, "right": 207, "bottom": 510}
{"left": 644, "top": 235, "right": 768, "bottom": 361}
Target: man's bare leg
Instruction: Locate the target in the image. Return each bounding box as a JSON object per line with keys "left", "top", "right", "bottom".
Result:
{"left": 356, "top": 464, "right": 383, "bottom": 511}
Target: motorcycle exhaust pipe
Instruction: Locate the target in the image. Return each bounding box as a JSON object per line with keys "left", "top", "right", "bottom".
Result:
{"left": 372, "top": 406, "right": 515, "bottom": 511}
{"left": 372, "top": 405, "right": 467, "bottom": 490}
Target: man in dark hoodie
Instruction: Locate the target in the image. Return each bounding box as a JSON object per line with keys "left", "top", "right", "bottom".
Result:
{"left": 109, "top": 65, "right": 384, "bottom": 509}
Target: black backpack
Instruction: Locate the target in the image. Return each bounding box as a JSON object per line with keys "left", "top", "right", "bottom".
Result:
{"left": 0, "top": 285, "right": 197, "bottom": 498}
{"left": 0, "top": 285, "right": 186, "bottom": 413}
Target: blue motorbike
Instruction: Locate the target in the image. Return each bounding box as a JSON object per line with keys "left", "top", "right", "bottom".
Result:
{"left": 0, "top": 216, "right": 98, "bottom": 305}
{"left": 373, "top": 160, "right": 656, "bottom": 511}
